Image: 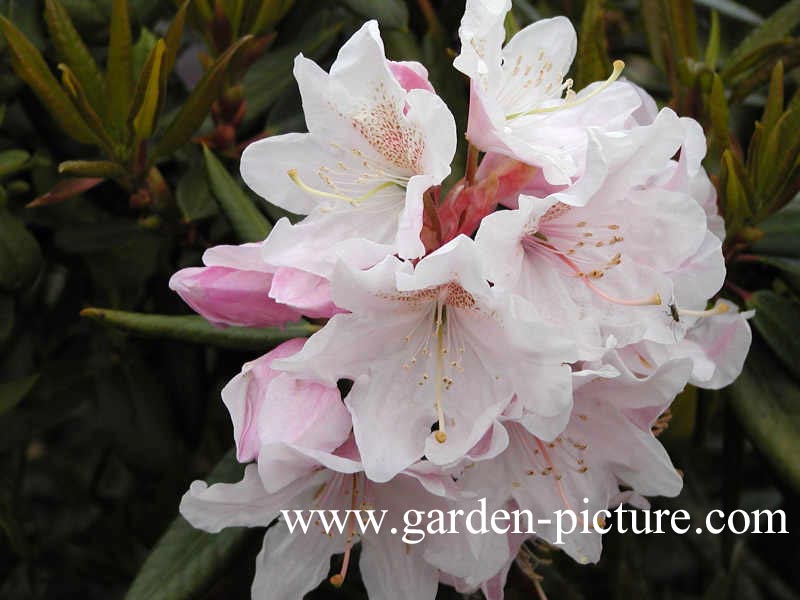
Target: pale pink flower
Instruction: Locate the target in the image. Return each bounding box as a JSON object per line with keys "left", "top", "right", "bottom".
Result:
{"left": 169, "top": 243, "right": 303, "bottom": 327}
{"left": 450, "top": 352, "right": 691, "bottom": 565}
{"left": 220, "top": 338, "right": 351, "bottom": 485}
{"left": 241, "top": 21, "right": 456, "bottom": 280}
{"left": 620, "top": 300, "right": 753, "bottom": 390}
{"left": 274, "top": 235, "right": 578, "bottom": 482}
{"left": 475, "top": 109, "right": 726, "bottom": 351}
{"left": 454, "top": 1, "right": 641, "bottom": 185}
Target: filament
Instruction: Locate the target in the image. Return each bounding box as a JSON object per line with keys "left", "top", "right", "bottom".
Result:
{"left": 506, "top": 60, "right": 625, "bottom": 120}
{"left": 287, "top": 169, "right": 398, "bottom": 207}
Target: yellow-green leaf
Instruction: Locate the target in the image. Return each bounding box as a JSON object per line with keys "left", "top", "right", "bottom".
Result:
{"left": 59, "top": 64, "right": 118, "bottom": 158}
{"left": 153, "top": 36, "right": 252, "bottom": 160}
{"left": 107, "top": 0, "right": 134, "bottom": 139}
{"left": 575, "top": 0, "right": 610, "bottom": 89}
{"left": 44, "top": 0, "right": 105, "bottom": 111}
{"left": 0, "top": 16, "right": 97, "bottom": 144}
{"left": 130, "top": 40, "right": 167, "bottom": 143}
{"left": 58, "top": 159, "right": 126, "bottom": 180}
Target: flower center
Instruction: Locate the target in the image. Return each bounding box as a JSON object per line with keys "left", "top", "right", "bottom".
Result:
{"left": 392, "top": 282, "right": 481, "bottom": 444}
{"left": 521, "top": 208, "right": 662, "bottom": 308}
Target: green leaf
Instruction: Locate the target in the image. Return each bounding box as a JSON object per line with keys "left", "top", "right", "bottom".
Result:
{"left": 203, "top": 145, "right": 270, "bottom": 242}
{"left": 704, "top": 10, "right": 721, "bottom": 67}
{"left": 44, "top": 0, "right": 105, "bottom": 111}
{"left": 0, "top": 208, "right": 42, "bottom": 292}
{"left": 129, "top": 39, "right": 167, "bottom": 143}
{"left": 575, "top": 0, "right": 610, "bottom": 89}
{"left": 720, "top": 149, "right": 751, "bottom": 236}
{"left": 339, "top": 0, "right": 408, "bottom": 30}
{"left": 58, "top": 159, "right": 126, "bottom": 180}
{"left": 723, "top": 0, "right": 800, "bottom": 79}
{"left": 176, "top": 163, "right": 218, "bottom": 222}
{"left": 695, "top": 0, "right": 763, "bottom": 25}
{"left": 80, "top": 308, "right": 319, "bottom": 350}
{"left": 0, "top": 149, "right": 30, "bottom": 180}
{"left": 729, "top": 340, "right": 800, "bottom": 493}
{"left": 708, "top": 73, "right": 731, "bottom": 152}
{"left": 153, "top": 36, "right": 252, "bottom": 160}
{"left": 249, "top": 0, "right": 294, "bottom": 35}
{"left": 761, "top": 60, "right": 784, "bottom": 134}
{"left": 124, "top": 451, "right": 252, "bottom": 600}
{"left": 746, "top": 290, "right": 800, "bottom": 380}
{"left": 59, "top": 64, "right": 118, "bottom": 157}
{"left": 0, "top": 374, "right": 39, "bottom": 416}
{"left": 750, "top": 254, "right": 800, "bottom": 276}
{"left": 106, "top": 0, "right": 134, "bottom": 138}
{"left": 164, "top": 0, "right": 190, "bottom": 75}
{"left": 0, "top": 16, "right": 98, "bottom": 144}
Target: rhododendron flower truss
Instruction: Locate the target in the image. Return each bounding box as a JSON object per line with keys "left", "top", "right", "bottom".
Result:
{"left": 275, "top": 236, "right": 578, "bottom": 482}
{"left": 241, "top": 20, "right": 456, "bottom": 279}
{"left": 454, "top": 0, "right": 641, "bottom": 185}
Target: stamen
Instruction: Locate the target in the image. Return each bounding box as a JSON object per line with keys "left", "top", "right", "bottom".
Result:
{"left": 581, "top": 277, "right": 662, "bottom": 307}
{"left": 434, "top": 303, "right": 447, "bottom": 444}
{"left": 506, "top": 60, "right": 625, "bottom": 120}
{"left": 287, "top": 169, "right": 398, "bottom": 206}
{"left": 329, "top": 474, "right": 359, "bottom": 588}
{"left": 678, "top": 302, "right": 730, "bottom": 318}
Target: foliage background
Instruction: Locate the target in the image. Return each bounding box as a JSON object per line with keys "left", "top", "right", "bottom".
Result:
{"left": 0, "top": 0, "right": 798, "bottom": 598}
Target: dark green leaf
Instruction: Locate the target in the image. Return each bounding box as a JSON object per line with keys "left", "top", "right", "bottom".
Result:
{"left": 0, "top": 374, "right": 39, "bottom": 416}
{"left": 0, "top": 149, "right": 30, "bottom": 180}
{"left": 153, "top": 36, "right": 252, "bottom": 160}
{"left": 750, "top": 199, "right": 800, "bottom": 257}
{"left": 729, "top": 340, "right": 800, "bottom": 493}
{"left": 81, "top": 308, "right": 319, "bottom": 350}
{"left": 125, "top": 451, "right": 251, "bottom": 600}
{"left": 339, "top": 0, "right": 408, "bottom": 30}
{"left": 723, "top": 0, "right": 800, "bottom": 78}
{"left": 0, "top": 16, "right": 98, "bottom": 144}
{"left": 203, "top": 145, "right": 270, "bottom": 242}
{"left": 750, "top": 254, "right": 800, "bottom": 276}
{"left": 176, "top": 163, "right": 218, "bottom": 222}
{"left": 106, "top": 0, "right": 134, "bottom": 138}
{"left": 746, "top": 290, "right": 800, "bottom": 380}
{"left": 44, "top": 0, "right": 105, "bottom": 111}
{"left": 0, "top": 208, "right": 42, "bottom": 291}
